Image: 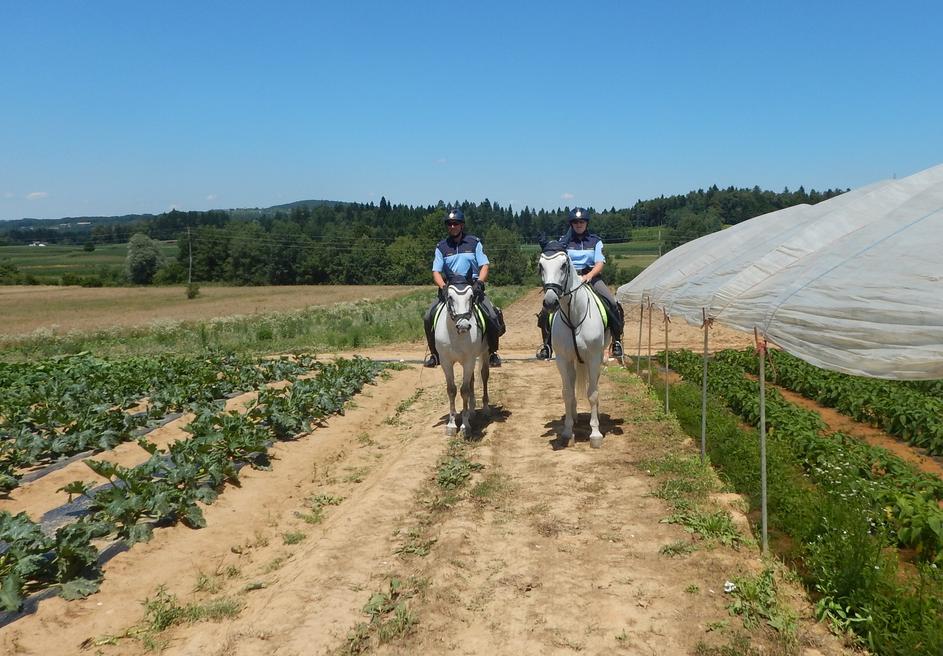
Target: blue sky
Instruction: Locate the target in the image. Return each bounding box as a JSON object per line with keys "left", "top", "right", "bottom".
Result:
{"left": 2, "top": 1, "right": 941, "bottom": 221}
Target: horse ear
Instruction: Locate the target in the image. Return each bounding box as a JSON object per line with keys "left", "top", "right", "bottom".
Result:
{"left": 537, "top": 232, "right": 548, "bottom": 249}
{"left": 465, "top": 271, "right": 472, "bottom": 284}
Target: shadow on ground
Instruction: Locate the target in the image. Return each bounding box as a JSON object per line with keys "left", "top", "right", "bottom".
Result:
{"left": 433, "top": 404, "right": 511, "bottom": 442}
{"left": 542, "top": 413, "right": 625, "bottom": 450}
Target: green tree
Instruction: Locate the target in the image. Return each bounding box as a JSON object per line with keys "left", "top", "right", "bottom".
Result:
{"left": 387, "top": 236, "right": 430, "bottom": 284}
{"left": 125, "top": 233, "right": 164, "bottom": 284}
{"left": 662, "top": 208, "right": 723, "bottom": 252}
{"left": 225, "top": 221, "right": 269, "bottom": 285}
{"left": 482, "top": 224, "right": 528, "bottom": 285}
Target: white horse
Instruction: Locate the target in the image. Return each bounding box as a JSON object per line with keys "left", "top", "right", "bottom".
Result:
{"left": 539, "top": 244, "right": 609, "bottom": 448}
{"left": 434, "top": 281, "right": 490, "bottom": 436}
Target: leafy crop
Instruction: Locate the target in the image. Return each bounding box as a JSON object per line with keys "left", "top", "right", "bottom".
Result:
{"left": 0, "top": 357, "right": 384, "bottom": 611}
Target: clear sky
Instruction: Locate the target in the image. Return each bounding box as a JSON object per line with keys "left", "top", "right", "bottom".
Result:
{"left": 2, "top": 0, "right": 941, "bottom": 221}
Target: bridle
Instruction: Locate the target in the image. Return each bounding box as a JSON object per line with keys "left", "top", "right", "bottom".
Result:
{"left": 540, "top": 251, "right": 592, "bottom": 362}
{"left": 446, "top": 284, "right": 474, "bottom": 324}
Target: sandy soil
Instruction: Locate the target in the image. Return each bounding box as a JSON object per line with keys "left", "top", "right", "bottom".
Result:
{"left": 0, "top": 291, "right": 852, "bottom": 656}
{"left": 0, "top": 285, "right": 422, "bottom": 337}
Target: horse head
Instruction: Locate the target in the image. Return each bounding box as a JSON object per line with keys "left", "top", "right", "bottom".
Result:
{"left": 538, "top": 241, "right": 573, "bottom": 312}
{"left": 445, "top": 274, "right": 476, "bottom": 334}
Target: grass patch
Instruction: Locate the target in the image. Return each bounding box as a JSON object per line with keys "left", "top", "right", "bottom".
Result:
{"left": 469, "top": 471, "right": 512, "bottom": 504}
{"left": 296, "top": 493, "right": 344, "bottom": 524}
{"left": 95, "top": 586, "right": 244, "bottom": 651}
{"left": 435, "top": 439, "right": 483, "bottom": 490}
{"left": 384, "top": 389, "right": 424, "bottom": 426}
{"left": 339, "top": 577, "right": 426, "bottom": 655}
{"left": 726, "top": 568, "right": 797, "bottom": 638}
{"left": 282, "top": 531, "right": 306, "bottom": 545}
{"left": 394, "top": 528, "right": 436, "bottom": 558}
{"left": 662, "top": 507, "right": 745, "bottom": 548}
{"left": 659, "top": 539, "right": 697, "bottom": 557}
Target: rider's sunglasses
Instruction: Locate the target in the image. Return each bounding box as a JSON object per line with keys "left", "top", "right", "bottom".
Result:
{"left": 571, "top": 219, "right": 587, "bottom": 224}
{"left": 446, "top": 221, "right": 462, "bottom": 227}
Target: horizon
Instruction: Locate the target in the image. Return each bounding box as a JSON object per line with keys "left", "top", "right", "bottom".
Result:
{"left": 3, "top": 1, "right": 941, "bottom": 222}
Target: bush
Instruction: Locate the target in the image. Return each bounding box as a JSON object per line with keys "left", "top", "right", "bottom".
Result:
{"left": 153, "top": 261, "right": 187, "bottom": 285}
{"left": 186, "top": 283, "right": 200, "bottom": 299}
{"left": 126, "top": 233, "right": 164, "bottom": 285}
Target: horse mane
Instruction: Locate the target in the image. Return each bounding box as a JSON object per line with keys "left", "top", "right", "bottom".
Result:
{"left": 540, "top": 240, "right": 566, "bottom": 256}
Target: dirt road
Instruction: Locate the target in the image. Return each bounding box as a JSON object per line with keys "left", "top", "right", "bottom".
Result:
{"left": 0, "top": 291, "right": 843, "bottom": 656}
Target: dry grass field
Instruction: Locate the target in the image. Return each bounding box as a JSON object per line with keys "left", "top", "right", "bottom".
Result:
{"left": 0, "top": 285, "right": 422, "bottom": 337}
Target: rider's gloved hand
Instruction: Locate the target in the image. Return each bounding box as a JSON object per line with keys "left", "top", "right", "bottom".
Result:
{"left": 437, "top": 286, "right": 448, "bottom": 302}
{"left": 473, "top": 280, "right": 485, "bottom": 296}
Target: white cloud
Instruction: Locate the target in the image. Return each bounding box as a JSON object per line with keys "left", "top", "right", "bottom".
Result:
{"left": 27, "top": 191, "right": 48, "bottom": 200}
{"left": 561, "top": 192, "right": 575, "bottom": 201}
{"left": 206, "top": 194, "right": 217, "bottom": 201}
{"left": 435, "top": 158, "right": 448, "bottom": 165}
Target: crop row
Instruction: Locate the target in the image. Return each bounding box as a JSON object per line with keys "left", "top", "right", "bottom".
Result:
{"left": 716, "top": 348, "right": 943, "bottom": 455}
{"left": 0, "top": 352, "right": 319, "bottom": 492}
{"left": 669, "top": 349, "right": 943, "bottom": 563}
{"left": 0, "top": 357, "right": 385, "bottom": 611}
{"left": 659, "top": 373, "right": 943, "bottom": 656}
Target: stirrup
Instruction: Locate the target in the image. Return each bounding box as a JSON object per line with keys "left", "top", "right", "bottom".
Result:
{"left": 424, "top": 353, "right": 439, "bottom": 368}
{"left": 488, "top": 352, "right": 502, "bottom": 367}
{"left": 536, "top": 344, "right": 552, "bottom": 360}
{"left": 611, "top": 341, "right": 624, "bottom": 358}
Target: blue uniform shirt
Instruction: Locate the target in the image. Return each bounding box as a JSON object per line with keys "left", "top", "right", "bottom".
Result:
{"left": 432, "top": 233, "right": 489, "bottom": 280}
{"left": 562, "top": 232, "right": 605, "bottom": 271}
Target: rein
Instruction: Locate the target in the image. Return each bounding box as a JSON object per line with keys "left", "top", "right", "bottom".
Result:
{"left": 444, "top": 285, "right": 479, "bottom": 331}
{"left": 542, "top": 254, "right": 593, "bottom": 364}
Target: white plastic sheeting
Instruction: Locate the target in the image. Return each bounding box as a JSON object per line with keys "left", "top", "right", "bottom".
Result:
{"left": 617, "top": 164, "right": 943, "bottom": 380}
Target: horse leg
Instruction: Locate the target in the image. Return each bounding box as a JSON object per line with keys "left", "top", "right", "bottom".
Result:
{"left": 459, "top": 358, "right": 475, "bottom": 436}
{"left": 443, "top": 360, "right": 458, "bottom": 436}
{"left": 479, "top": 350, "right": 490, "bottom": 416}
{"left": 587, "top": 358, "right": 604, "bottom": 448}
{"left": 557, "top": 358, "right": 577, "bottom": 445}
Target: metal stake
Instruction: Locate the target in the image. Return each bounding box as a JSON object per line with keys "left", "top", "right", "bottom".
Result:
{"left": 756, "top": 327, "right": 768, "bottom": 555}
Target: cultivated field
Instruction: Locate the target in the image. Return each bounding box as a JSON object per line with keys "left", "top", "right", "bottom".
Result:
{"left": 0, "top": 289, "right": 855, "bottom": 656}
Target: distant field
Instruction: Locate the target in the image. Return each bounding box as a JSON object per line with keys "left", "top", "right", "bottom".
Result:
{"left": 0, "top": 284, "right": 422, "bottom": 337}
{"left": 0, "top": 242, "right": 178, "bottom": 278}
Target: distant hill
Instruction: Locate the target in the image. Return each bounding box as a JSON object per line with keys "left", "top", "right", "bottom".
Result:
{"left": 0, "top": 200, "right": 347, "bottom": 234}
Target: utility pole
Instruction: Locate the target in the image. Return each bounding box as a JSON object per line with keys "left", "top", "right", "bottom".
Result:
{"left": 187, "top": 227, "right": 192, "bottom": 284}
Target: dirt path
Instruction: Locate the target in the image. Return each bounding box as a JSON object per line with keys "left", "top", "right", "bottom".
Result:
{"left": 0, "top": 293, "right": 847, "bottom": 656}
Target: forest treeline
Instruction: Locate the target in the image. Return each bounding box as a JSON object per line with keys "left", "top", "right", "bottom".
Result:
{"left": 1, "top": 184, "right": 845, "bottom": 286}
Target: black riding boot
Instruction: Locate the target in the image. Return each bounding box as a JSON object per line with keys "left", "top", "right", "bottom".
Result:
{"left": 536, "top": 308, "right": 552, "bottom": 360}
{"left": 423, "top": 305, "right": 439, "bottom": 367}
{"left": 610, "top": 303, "right": 625, "bottom": 358}
{"left": 487, "top": 332, "right": 502, "bottom": 367}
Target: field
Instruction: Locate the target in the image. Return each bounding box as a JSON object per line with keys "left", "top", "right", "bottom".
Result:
{"left": 0, "top": 285, "right": 422, "bottom": 339}
{"left": 1, "top": 286, "right": 939, "bottom": 654}
{"left": 0, "top": 242, "right": 178, "bottom": 279}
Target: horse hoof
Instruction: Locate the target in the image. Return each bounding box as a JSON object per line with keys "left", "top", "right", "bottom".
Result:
{"left": 445, "top": 426, "right": 457, "bottom": 436}
{"left": 590, "top": 435, "right": 604, "bottom": 449}
{"left": 480, "top": 405, "right": 491, "bottom": 417}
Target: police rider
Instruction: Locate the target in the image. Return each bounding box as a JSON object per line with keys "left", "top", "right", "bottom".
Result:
{"left": 424, "top": 208, "right": 504, "bottom": 368}
{"left": 536, "top": 207, "right": 624, "bottom": 360}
